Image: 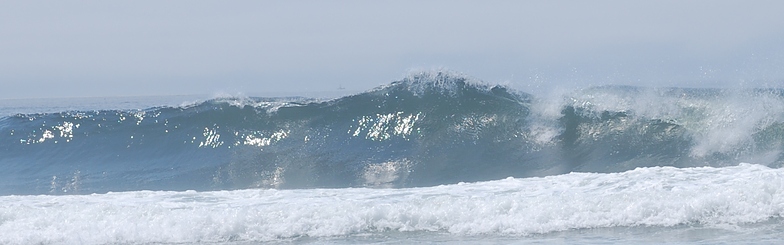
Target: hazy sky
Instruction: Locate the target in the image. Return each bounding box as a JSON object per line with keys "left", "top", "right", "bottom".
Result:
{"left": 2, "top": 1, "right": 783, "bottom": 99}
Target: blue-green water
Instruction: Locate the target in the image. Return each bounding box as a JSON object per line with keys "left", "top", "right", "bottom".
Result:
{"left": 2, "top": 72, "right": 783, "bottom": 244}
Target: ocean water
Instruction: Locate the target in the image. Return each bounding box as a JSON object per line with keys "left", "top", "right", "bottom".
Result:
{"left": 1, "top": 72, "right": 784, "bottom": 244}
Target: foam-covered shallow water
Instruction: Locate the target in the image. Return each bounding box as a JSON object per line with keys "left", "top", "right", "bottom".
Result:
{"left": 2, "top": 164, "right": 783, "bottom": 244}
{"left": 2, "top": 71, "right": 784, "bottom": 244}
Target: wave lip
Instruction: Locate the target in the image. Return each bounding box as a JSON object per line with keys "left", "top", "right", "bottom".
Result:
{"left": 1, "top": 164, "right": 782, "bottom": 244}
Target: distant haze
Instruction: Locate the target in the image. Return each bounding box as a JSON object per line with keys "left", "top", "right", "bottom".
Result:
{"left": 1, "top": 0, "right": 783, "bottom": 99}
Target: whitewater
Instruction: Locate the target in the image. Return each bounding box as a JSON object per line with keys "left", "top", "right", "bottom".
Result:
{"left": 2, "top": 72, "right": 784, "bottom": 244}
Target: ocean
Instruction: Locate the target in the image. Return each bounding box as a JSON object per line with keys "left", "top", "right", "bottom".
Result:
{"left": 1, "top": 72, "right": 783, "bottom": 244}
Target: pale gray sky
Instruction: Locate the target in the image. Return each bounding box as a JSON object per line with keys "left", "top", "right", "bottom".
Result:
{"left": 1, "top": 0, "right": 783, "bottom": 99}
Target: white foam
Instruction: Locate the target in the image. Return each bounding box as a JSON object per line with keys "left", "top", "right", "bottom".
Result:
{"left": 556, "top": 88, "right": 784, "bottom": 158}
{"left": 1, "top": 164, "right": 783, "bottom": 244}
{"left": 362, "top": 159, "right": 412, "bottom": 187}
{"left": 527, "top": 88, "right": 570, "bottom": 146}
{"left": 394, "top": 69, "right": 490, "bottom": 97}
{"left": 688, "top": 91, "right": 784, "bottom": 157}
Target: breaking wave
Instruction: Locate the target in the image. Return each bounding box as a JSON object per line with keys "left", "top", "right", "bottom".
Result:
{"left": 1, "top": 72, "right": 784, "bottom": 194}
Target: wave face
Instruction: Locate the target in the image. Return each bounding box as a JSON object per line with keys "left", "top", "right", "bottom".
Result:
{"left": 2, "top": 72, "right": 784, "bottom": 194}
